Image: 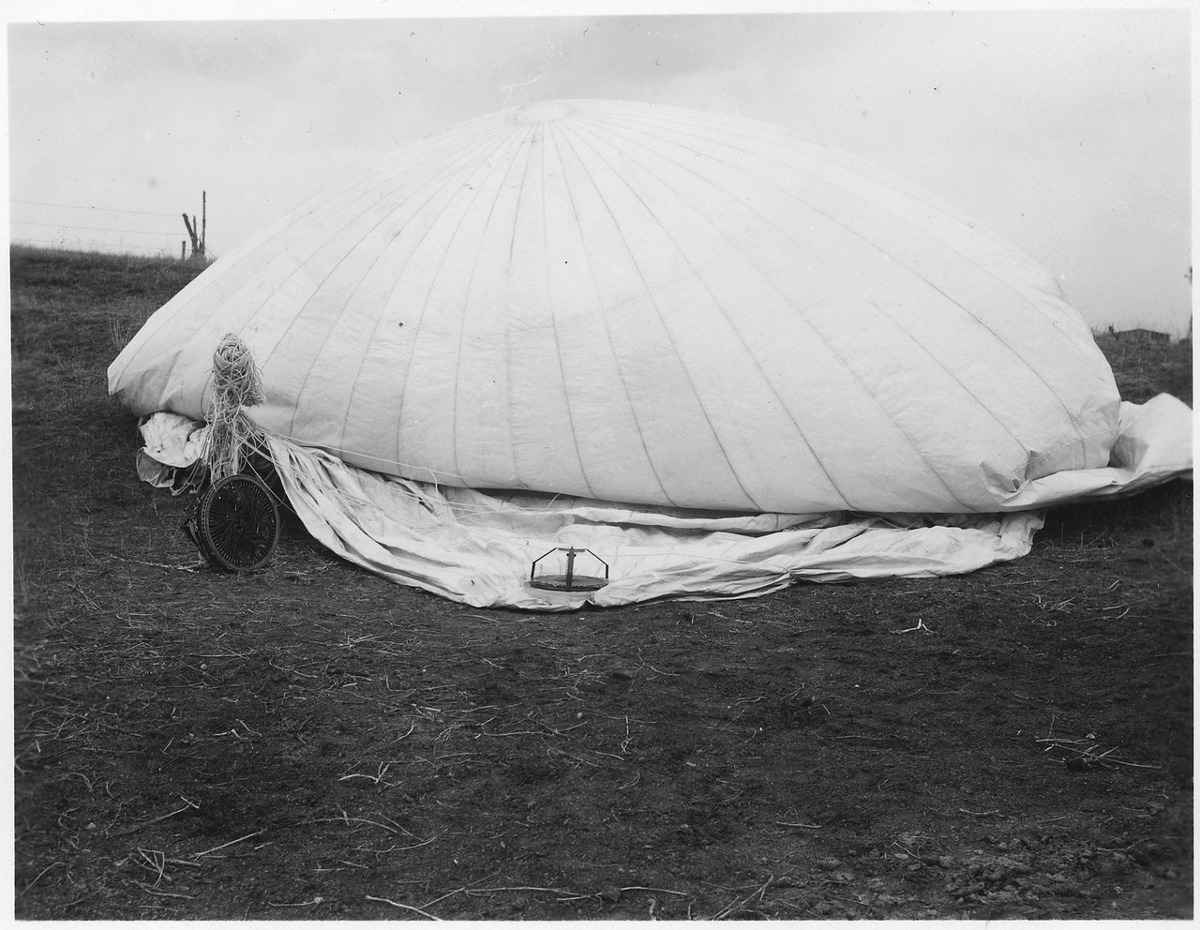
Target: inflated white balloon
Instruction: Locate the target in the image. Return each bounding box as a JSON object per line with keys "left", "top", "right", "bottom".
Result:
{"left": 109, "top": 99, "right": 1120, "bottom": 514}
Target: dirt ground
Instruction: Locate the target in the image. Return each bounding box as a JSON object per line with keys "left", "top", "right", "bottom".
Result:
{"left": 11, "top": 247, "right": 1194, "bottom": 919}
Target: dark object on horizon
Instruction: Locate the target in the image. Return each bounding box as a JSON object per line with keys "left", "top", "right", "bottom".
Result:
{"left": 181, "top": 190, "right": 207, "bottom": 260}
{"left": 1109, "top": 327, "right": 1170, "bottom": 344}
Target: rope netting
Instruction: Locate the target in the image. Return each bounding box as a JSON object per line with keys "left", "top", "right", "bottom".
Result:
{"left": 201, "top": 333, "right": 267, "bottom": 482}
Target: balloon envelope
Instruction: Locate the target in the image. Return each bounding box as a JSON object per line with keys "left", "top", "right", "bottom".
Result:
{"left": 109, "top": 99, "right": 1120, "bottom": 514}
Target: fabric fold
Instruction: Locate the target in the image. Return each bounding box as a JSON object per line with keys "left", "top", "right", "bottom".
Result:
{"left": 133, "top": 390, "right": 1189, "bottom": 610}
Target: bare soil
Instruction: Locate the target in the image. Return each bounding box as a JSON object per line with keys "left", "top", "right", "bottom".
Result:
{"left": 11, "top": 246, "right": 1193, "bottom": 919}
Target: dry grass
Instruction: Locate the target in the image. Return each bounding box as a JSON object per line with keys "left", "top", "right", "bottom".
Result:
{"left": 1092, "top": 331, "right": 1192, "bottom": 406}
{"left": 11, "top": 246, "right": 1194, "bottom": 920}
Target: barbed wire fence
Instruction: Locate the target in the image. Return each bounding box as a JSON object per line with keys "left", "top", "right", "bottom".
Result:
{"left": 10, "top": 195, "right": 206, "bottom": 259}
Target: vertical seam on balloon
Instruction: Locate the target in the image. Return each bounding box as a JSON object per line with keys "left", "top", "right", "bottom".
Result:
{"left": 228, "top": 132, "right": 509, "bottom": 407}
{"left": 116, "top": 127, "right": 487, "bottom": 395}
{"left": 587, "top": 102, "right": 763, "bottom": 159}
{"left": 540, "top": 123, "right": 599, "bottom": 499}
{"left": 280, "top": 130, "right": 524, "bottom": 439}
{"left": 107, "top": 166, "right": 382, "bottom": 388}
{"left": 498, "top": 128, "right": 539, "bottom": 491}
{"left": 161, "top": 126, "right": 511, "bottom": 424}
{"left": 549, "top": 127, "right": 679, "bottom": 508}
{"left": 596, "top": 109, "right": 1095, "bottom": 413}
{"left": 800, "top": 307, "right": 980, "bottom": 512}
{"left": 595, "top": 107, "right": 1070, "bottom": 329}
{"left": 570, "top": 116, "right": 977, "bottom": 512}
{"left": 609, "top": 108, "right": 1070, "bottom": 309}
{"left": 576, "top": 115, "right": 981, "bottom": 509}
{"left": 566, "top": 117, "right": 855, "bottom": 511}
{"left": 334, "top": 130, "right": 521, "bottom": 456}
{"left": 446, "top": 126, "right": 543, "bottom": 483}
{"left": 593, "top": 108, "right": 1062, "bottom": 311}
{"left": 224, "top": 132, "right": 507, "bottom": 423}
{"left": 555, "top": 122, "right": 762, "bottom": 512}
{"left": 863, "top": 298, "right": 1032, "bottom": 452}
{"left": 595, "top": 103, "right": 1072, "bottom": 307}
{"left": 393, "top": 126, "right": 536, "bottom": 482}
{"left": 110, "top": 183, "right": 345, "bottom": 393}
{"left": 583, "top": 113, "right": 1091, "bottom": 461}
{"left": 252, "top": 128, "right": 512, "bottom": 388}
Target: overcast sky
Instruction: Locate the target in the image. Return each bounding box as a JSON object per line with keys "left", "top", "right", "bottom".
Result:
{"left": 6, "top": 7, "right": 1192, "bottom": 335}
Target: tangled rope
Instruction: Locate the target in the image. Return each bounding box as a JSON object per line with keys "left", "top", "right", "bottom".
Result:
{"left": 201, "top": 333, "right": 266, "bottom": 482}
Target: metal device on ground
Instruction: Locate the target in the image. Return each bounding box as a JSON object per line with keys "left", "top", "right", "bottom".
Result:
{"left": 529, "top": 547, "right": 610, "bottom": 592}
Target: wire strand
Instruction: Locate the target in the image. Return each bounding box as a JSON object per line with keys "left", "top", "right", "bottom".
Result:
{"left": 12, "top": 219, "right": 180, "bottom": 237}
{"left": 11, "top": 197, "right": 180, "bottom": 218}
